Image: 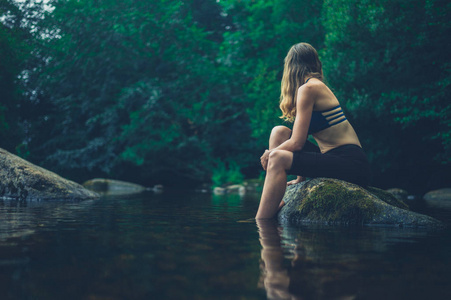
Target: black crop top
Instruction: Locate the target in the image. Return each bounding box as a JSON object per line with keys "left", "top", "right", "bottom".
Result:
{"left": 308, "top": 105, "right": 347, "bottom": 134}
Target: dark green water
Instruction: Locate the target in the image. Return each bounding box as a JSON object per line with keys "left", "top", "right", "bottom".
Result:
{"left": 0, "top": 190, "right": 450, "bottom": 300}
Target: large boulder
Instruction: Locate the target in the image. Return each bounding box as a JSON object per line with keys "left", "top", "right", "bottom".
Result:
{"left": 278, "top": 178, "right": 444, "bottom": 227}
{"left": 0, "top": 148, "right": 98, "bottom": 200}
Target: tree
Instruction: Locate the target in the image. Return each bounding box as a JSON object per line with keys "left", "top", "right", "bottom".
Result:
{"left": 29, "top": 0, "right": 248, "bottom": 184}
{"left": 322, "top": 0, "right": 451, "bottom": 191}
{"left": 0, "top": 0, "right": 46, "bottom": 157}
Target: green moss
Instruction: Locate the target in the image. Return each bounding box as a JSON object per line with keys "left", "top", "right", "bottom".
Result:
{"left": 366, "top": 186, "right": 409, "bottom": 210}
{"left": 297, "top": 180, "right": 381, "bottom": 224}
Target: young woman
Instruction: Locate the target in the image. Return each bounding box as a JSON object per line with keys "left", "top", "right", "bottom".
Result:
{"left": 256, "top": 43, "right": 371, "bottom": 219}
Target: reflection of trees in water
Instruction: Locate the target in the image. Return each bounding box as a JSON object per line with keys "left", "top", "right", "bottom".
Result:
{"left": 257, "top": 220, "right": 436, "bottom": 300}
{"left": 0, "top": 199, "right": 96, "bottom": 241}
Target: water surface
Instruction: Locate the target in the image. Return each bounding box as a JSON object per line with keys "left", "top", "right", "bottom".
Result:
{"left": 0, "top": 190, "right": 450, "bottom": 299}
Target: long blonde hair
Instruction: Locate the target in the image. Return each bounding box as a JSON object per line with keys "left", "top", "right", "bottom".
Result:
{"left": 279, "top": 43, "right": 323, "bottom": 122}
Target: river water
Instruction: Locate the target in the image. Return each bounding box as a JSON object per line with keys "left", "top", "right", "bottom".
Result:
{"left": 0, "top": 190, "right": 450, "bottom": 299}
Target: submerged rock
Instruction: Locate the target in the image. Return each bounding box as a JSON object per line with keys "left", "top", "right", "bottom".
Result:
{"left": 225, "top": 184, "right": 246, "bottom": 195}
{"left": 213, "top": 184, "right": 246, "bottom": 196}
{"left": 82, "top": 178, "right": 154, "bottom": 196}
{"left": 0, "top": 148, "right": 98, "bottom": 201}
{"left": 243, "top": 179, "right": 264, "bottom": 192}
{"left": 424, "top": 188, "right": 451, "bottom": 209}
{"left": 278, "top": 178, "right": 443, "bottom": 227}
{"left": 213, "top": 187, "right": 227, "bottom": 195}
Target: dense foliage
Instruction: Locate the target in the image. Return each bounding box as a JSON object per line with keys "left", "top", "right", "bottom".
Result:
{"left": 321, "top": 0, "right": 451, "bottom": 191}
{"left": 0, "top": 0, "right": 46, "bottom": 157}
{"left": 13, "top": 0, "right": 253, "bottom": 184}
{"left": 1, "top": 0, "right": 450, "bottom": 192}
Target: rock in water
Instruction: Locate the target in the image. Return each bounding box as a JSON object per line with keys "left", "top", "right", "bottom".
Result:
{"left": 82, "top": 178, "right": 147, "bottom": 195}
{"left": 278, "top": 178, "right": 444, "bottom": 228}
{"left": 0, "top": 148, "right": 99, "bottom": 200}
{"left": 424, "top": 188, "right": 451, "bottom": 209}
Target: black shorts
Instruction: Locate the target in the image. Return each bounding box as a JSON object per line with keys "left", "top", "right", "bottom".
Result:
{"left": 287, "top": 142, "right": 371, "bottom": 187}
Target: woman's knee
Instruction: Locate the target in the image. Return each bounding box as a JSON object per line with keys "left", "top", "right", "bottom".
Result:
{"left": 271, "top": 126, "right": 291, "bottom": 139}
{"left": 267, "top": 150, "right": 292, "bottom": 171}
{"left": 269, "top": 126, "right": 291, "bottom": 148}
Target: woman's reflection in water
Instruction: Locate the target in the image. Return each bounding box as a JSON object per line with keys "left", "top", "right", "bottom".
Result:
{"left": 256, "top": 219, "right": 356, "bottom": 300}
{"left": 257, "top": 219, "right": 304, "bottom": 300}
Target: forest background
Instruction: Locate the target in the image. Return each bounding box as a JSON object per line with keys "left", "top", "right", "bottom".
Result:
{"left": 1, "top": 0, "right": 450, "bottom": 194}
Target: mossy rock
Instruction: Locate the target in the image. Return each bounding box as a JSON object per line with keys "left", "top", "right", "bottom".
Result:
{"left": 278, "top": 178, "right": 443, "bottom": 227}
{"left": 366, "top": 186, "right": 409, "bottom": 210}
{"left": 0, "top": 148, "right": 99, "bottom": 201}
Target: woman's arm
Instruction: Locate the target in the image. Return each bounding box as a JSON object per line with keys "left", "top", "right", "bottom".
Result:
{"left": 288, "top": 85, "right": 315, "bottom": 150}
{"left": 260, "top": 85, "right": 316, "bottom": 170}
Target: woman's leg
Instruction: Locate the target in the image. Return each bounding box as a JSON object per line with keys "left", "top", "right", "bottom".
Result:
{"left": 257, "top": 125, "right": 293, "bottom": 219}
{"left": 269, "top": 126, "right": 291, "bottom": 149}
{"left": 257, "top": 126, "right": 297, "bottom": 218}
{"left": 256, "top": 149, "right": 293, "bottom": 219}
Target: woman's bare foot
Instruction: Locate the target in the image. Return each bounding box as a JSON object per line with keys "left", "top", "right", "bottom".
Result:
{"left": 287, "top": 176, "right": 305, "bottom": 186}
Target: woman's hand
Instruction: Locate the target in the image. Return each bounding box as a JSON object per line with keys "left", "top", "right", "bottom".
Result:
{"left": 260, "top": 149, "right": 271, "bottom": 170}
{"left": 287, "top": 176, "right": 305, "bottom": 186}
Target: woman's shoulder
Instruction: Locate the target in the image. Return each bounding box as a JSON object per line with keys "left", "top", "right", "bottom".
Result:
{"left": 297, "top": 79, "right": 325, "bottom": 99}
{"left": 298, "top": 79, "right": 338, "bottom": 109}
{"left": 299, "top": 78, "right": 326, "bottom": 91}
